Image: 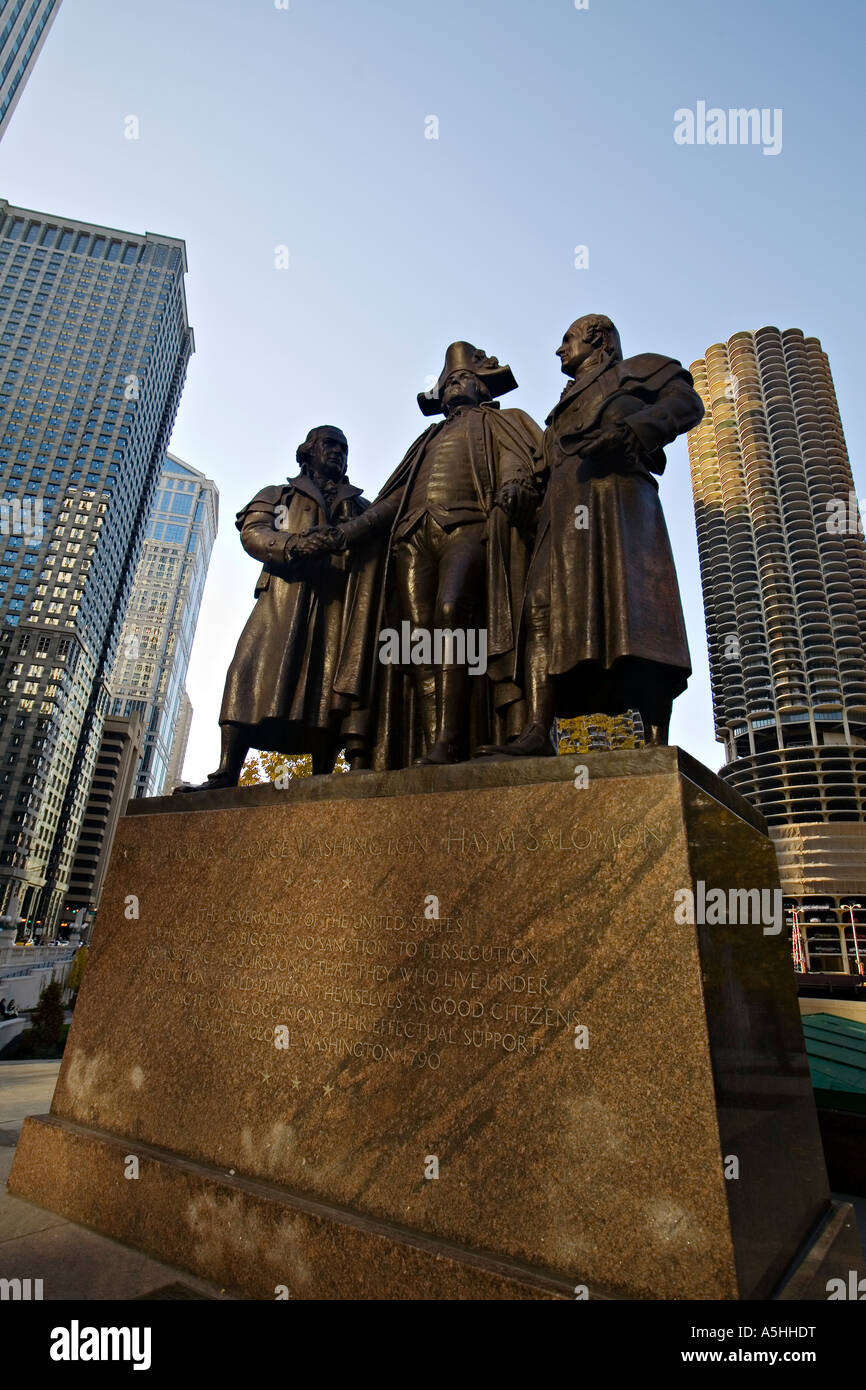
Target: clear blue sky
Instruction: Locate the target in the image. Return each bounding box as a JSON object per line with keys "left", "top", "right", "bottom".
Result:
{"left": 1, "top": 0, "right": 863, "bottom": 778}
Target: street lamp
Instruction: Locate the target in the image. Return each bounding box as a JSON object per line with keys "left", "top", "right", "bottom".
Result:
{"left": 849, "top": 903, "right": 863, "bottom": 975}
{"left": 790, "top": 906, "right": 807, "bottom": 973}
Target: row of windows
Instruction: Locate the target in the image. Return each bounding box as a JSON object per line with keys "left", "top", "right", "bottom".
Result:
{"left": 0, "top": 218, "right": 181, "bottom": 270}
{"left": 0, "top": 0, "right": 34, "bottom": 55}
{"left": 0, "top": 249, "right": 190, "bottom": 902}
{"left": 146, "top": 521, "right": 188, "bottom": 544}
{"left": 0, "top": 0, "right": 57, "bottom": 122}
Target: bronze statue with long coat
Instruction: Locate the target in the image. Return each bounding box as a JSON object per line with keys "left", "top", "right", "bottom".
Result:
{"left": 483, "top": 314, "right": 705, "bottom": 755}
{"left": 309, "top": 344, "right": 543, "bottom": 767}
{"left": 179, "top": 426, "right": 372, "bottom": 788}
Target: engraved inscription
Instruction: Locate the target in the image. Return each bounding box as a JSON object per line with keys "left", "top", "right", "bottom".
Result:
{"left": 140, "top": 817, "right": 663, "bottom": 1067}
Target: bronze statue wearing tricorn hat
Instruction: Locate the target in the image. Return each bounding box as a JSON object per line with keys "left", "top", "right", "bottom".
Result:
{"left": 302, "top": 342, "right": 543, "bottom": 766}
{"left": 417, "top": 341, "right": 519, "bottom": 417}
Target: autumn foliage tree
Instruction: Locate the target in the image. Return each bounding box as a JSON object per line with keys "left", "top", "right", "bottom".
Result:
{"left": 239, "top": 749, "right": 348, "bottom": 785}
{"left": 65, "top": 945, "right": 88, "bottom": 1008}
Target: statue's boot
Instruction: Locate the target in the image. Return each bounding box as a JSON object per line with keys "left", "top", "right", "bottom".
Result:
{"left": 173, "top": 771, "right": 238, "bottom": 794}
{"left": 474, "top": 721, "right": 556, "bottom": 759}
{"left": 310, "top": 736, "right": 339, "bottom": 776}
{"left": 415, "top": 738, "right": 463, "bottom": 766}
{"left": 416, "top": 668, "right": 438, "bottom": 758}
{"left": 414, "top": 664, "right": 470, "bottom": 765}
{"left": 637, "top": 701, "right": 671, "bottom": 748}
{"left": 173, "top": 723, "right": 248, "bottom": 793}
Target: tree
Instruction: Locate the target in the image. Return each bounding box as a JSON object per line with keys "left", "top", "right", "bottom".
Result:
{"left": 65, "top": 945, "right": 88, "bottom": 1008}
{"left": 18, "top": 979, "right": 65, "bottom": 1057}
{"left": 239, "top": 749, "right": 348, "bottom": 785}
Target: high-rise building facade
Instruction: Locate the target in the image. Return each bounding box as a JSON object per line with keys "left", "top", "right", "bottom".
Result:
{"left": 0, "top": 200, "right": 194, "bottom": 936}
{"left": 62, "top": 711, "right": 143, "bottom": 929}
{"left": 165, "top": 688, "right": 193, "bottom": 791}
{"left": 110, "top": 452, "right": 217, "bottom": 798}
{"left": 688, "top": 326, "right": 866, "bottom": 972}
{"left": 0, "top": 0, "right": 63, "bottom": 139}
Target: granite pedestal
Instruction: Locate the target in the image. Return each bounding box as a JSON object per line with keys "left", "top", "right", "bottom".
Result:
{"left": 9, "top": 750, "right": 858, "bottom": 1298}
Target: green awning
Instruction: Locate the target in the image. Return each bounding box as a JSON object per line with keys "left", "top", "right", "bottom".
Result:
{"left": 801, "top": 1013, "right": 866, "bottom": 1115}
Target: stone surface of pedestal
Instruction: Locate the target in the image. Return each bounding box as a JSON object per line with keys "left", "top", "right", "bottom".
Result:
{"left": 9, "top": 750, "right": 846, "bottom": 1299}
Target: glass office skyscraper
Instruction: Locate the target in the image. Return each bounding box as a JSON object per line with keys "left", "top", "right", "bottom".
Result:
{"left": 111, "top": 451, "right": 217, "bottom": 798}
{"left": 0, "top": 0, "right": 63, "bottom": 139}
{"left": 0, "top": 199, "right": 193, "bottom": 937}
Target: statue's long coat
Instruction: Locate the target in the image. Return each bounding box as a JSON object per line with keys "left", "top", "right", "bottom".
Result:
{"left": 220, "top": 473, "right": 369, "bottom": 752}
{"left": 531, "top": 353, "right": 704, "bottom": 717}
{"left": 332, "top": 403, "right": 543, "bottom": 767}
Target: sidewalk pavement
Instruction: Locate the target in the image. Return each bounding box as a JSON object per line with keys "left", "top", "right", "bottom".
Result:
{"left": 0, "top": 1060, "right": 231, "bottom": 1300}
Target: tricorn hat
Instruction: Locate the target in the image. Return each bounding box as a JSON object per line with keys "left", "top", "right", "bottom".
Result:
{"left": 417, "top": 341, "right": 518, "bottom": 417}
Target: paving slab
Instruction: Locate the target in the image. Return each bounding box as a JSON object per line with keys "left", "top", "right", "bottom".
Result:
{"left": 0, "top": 1060, "right": 60, "bottom": 1127}
{"left": 0, "top": 1217, "right": 232, "bottom": 1300}
{"left": 0, "top": 1059, "right": 230, "bottom": 1299}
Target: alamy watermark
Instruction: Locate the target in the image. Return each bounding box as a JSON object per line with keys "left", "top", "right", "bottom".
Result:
{"left": 674, "top": 103, "right": 782, "bottom": 156}
{"left": 826, "top": 491, "right": 864, "bottom": 535}
{"left": 674, "top": 881, "right": 783, "bottom": 935}
{"left": 49, "top": 1322, "right": 151, "bottom": 1370}
{"left": 826, "top": 1271, "right": 866, "bottom": 1300}
{"left": 1, "top": 496, "right": 44, "bottom": 539}
{"left": 378, "top": 621, "right": 487, "bottom": 676}
{"left": 1, "top": 1277, "right": 43, "bottom": 1300}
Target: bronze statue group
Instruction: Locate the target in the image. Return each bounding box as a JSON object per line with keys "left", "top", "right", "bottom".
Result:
{"left": 180, "top": 314, "right": 705, "bottom": 791}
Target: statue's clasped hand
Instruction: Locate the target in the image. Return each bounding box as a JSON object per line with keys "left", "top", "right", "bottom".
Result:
{"left": 292, "top": 525, "right": 346, "bottom": 557}
{"left": 493, "top": 480, "right": 536, "bottom": 528}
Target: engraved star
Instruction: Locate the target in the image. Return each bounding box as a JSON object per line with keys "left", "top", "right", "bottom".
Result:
{"left": 311, "top": 878, "right": 323, "bottom": 890}
{"left": 342, "top": 877, "right": 351, "bottom": 889}
{"left": 291, "top": 1077, "right": 300, "bottom": 1090}
{"left": 323, "top": 1082, "right": 333, "bottom": 1097}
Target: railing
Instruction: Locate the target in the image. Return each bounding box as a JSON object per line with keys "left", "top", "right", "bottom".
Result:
{"left": 0, "top": 945, "right": 75, "bottom": 969}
